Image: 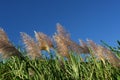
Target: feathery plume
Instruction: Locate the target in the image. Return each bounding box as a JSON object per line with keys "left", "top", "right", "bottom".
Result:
{"left": 103, "top": 47, "right": 120, "bottom": 67}
{"left": 87, "top": 39, "right": 108, "bottom": 59}
{"left": 56, "top": 23, "right": 88, "bottom": 54}
{"left": 21, "top": 32, "right": 41, "bottom": 59}
{"left": 0, "top": 28, "right": 9, "bottom": 42}
{"left": 56, "top": 23, "right": 70, "bottom": 39}
{"left": 34, "top": 31, "right": 53, "bottom": 52}
{"left": 53, "top": 34, "right": 69, "bottom": 57}
{"left": 68, "top": 40, "right": 88, "bottom": 54}
{"left": 0, "top": 28, "right": 22, "bottom": 58}
{"left": 79, "top": 39, "right": 89, "bottom": 53}
{"left": 0, "top": 40, "right": 22, "bottom": 58}
{"left": 87, "top": 39, "right": 120, "bottom": 67}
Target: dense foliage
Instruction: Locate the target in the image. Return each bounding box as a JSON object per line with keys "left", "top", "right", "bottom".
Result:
{"left": 0, "top": 24, "right": 120, "bottom": 79}
{"left": 0, "top": 52, "right": 120, "bottom": 80}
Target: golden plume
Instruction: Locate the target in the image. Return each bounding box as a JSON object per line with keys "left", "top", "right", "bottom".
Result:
{"left": 34, "top": 31, "right": 53, "bottom": 52}
{"left": 87, "top": 39, "right": 120, "bottom": 67}
{"left": 21, "top": 32, "right": 41, "bottom": 59}
{"left": 0, "top": 28, "right": 22, "bottom": 58}
{"left": 56, "top": 23, "right": 89, "bottom": 54}
{"left": 53, "top": 34, "right": 69, "bottom": 57}
{"left": 79, "top": 39, "right": 89, "bottom": 53}
{"left": 56, "top": 23, "right": 70, "bottom": 39}
{"left": 0, "top": 28, "right": 9, "bottom": 42}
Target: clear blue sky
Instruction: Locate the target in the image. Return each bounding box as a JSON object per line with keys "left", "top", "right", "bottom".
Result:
{"left": 0, "top": 0, "right": 120, "bottom": 46}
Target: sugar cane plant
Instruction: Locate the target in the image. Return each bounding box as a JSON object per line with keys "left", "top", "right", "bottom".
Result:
{"left": 0, "top": 23, "right": 120, "bottom": 80}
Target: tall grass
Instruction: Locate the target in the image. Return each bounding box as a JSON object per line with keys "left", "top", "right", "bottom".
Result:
{"left": 0, "top": 23, "right": 120, "bottom": 80}
{"left": 0, "top": 53, "right": 120, "bottom": 80}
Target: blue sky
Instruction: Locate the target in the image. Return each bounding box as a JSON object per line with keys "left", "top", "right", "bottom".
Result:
{"left": 0, "top": 0, "right": 120, "bottom": 47}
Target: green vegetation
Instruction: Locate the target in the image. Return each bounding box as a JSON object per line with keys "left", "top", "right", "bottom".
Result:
{"left": 0, "top": 51, "right": 120, "bottom": 80}
{"left": 0, "top": 23, "right": 120, "bottom": 79}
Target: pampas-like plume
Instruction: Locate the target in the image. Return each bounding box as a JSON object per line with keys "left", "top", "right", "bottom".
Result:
{"left": 53, "top": 34, "right": 69, "bottom": 57}
{"left": 68, "top": 40, "right": 88, "bottom": 54}
{"left": 56, "top": 23, "right": 89, "bottom": 54}
{"left": 34, "top": 31, "right": 53, "bottom": 52}
{"left": 87, "top": 39, "right": 120, "bottom": 67}
{"left": 21, "top": 32, "right": 41, "bottom": 59}
{"left": 87, "top": 39, "right": 108, "bottom": 59}
{"left": 56, "top": 23, "right": 70, "bottom": 39}
{"left": 0, "top": 28, "right": 9, "bottom": 42}
{"left": 0, "top": 28, "right": 22, "bottom": 58}
{"left": 79, "top": 39, "right": 89, "bottom": 53}
{"left": 54, "top": 23, "right": 72, "bottom": 57}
